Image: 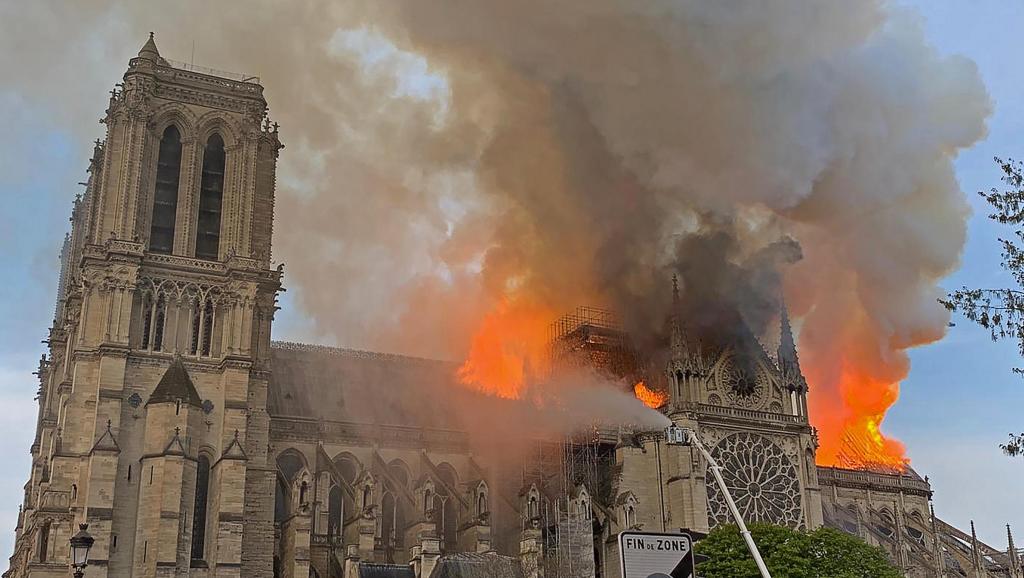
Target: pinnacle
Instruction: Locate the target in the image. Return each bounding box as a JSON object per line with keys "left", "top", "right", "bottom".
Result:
{"left": 137, "top": 32, "right": 160, "bottom": 61}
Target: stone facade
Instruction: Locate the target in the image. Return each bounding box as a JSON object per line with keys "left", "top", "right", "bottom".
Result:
{"left": 5, "top": 38, "right": 1022, "bottom": 578}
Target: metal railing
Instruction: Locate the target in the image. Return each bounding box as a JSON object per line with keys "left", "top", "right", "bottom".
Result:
{"left": 163, "top": 58, "right": 260, "bottom": 84}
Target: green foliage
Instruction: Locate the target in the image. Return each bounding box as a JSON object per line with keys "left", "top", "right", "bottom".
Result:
{"left": 694, "top": 523, "right": 901, "bottom": 578}
{"left": 1002, "top": 432, "right": 1024, "bottom": 457}
{"left": 941, "top": 157, "right": 1024, "bottom": 457}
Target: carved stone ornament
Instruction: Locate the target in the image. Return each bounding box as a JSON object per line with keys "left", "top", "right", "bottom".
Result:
{"left": 719, "top": 354, "right": 769, "bottom": 410}
{"left": 705, "top": 432, "right": 803, "bottom": 529}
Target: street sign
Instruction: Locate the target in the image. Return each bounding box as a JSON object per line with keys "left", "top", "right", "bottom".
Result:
{"left": 618, "top": 530, "right": 695, "bottom": 578}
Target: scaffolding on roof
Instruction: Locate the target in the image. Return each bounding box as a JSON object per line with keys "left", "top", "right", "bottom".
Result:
{"left": 548, "top": 306, "right": 644, "bottom": 381}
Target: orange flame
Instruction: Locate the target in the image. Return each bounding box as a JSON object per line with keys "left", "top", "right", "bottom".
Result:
{"left": 633, "top": 381, "right": 668, "bottom": 409}
{"left": 457, "top": 299, "right": 553, "bottom": 399}
{"left": 810, "top": 367, "right": 908, "bottom": 472}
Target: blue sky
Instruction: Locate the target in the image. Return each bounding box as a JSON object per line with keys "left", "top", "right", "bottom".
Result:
{"left": 0, "top": 0, "right": 1021, "bottom": 562}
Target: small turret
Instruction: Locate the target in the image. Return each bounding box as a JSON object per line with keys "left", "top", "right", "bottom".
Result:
{"left": 137, "top": 32, "right": 160, "bottom": 62}
{"left": 666, "top": 275, "right": 705, "bottom": 406}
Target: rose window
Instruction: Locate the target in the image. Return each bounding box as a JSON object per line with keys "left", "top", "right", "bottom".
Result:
{"left": 705, "top": 432, "right": 803, "bottom": 528}
{"left": 720, "top": 357, "right": 769, "bottom": 409}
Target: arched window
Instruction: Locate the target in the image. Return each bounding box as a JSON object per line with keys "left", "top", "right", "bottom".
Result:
{"left": 275, "top": 451, "right": 307, "bottom": 524}
{"left": 333, "top": 454, "right": 359, "bottom": 486}
{"left": 190, "top": 299, "right": 202, "bottom": 356}
{"left": 381, "top": 491, "right": 397, "bottom": 557}
{"left": 201, "top": 299, "right": 214, "bottom": 356}
{"left": 195, "top": 134, "right": 225, "bottom": 260}
{"left": 141, "top": 293, "right": 154, "bottom": 350}
{"left": 191, "top": 455, "right": 211, "bottom": 560}
{"left": 327, "top": 485, "right": 342, "bottom": 538}
{"left": 152, "top": 293, "right": 167, "bottom": 352}
{"left": 38, "top": 521, "right": 50, "bottom": 562}
{"left": 150, "top": 126, "right": 183, "bottom": 254}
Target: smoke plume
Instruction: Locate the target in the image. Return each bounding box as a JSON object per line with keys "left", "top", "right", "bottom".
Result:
{"left": 1, "top": 1, "right": 991, "bottom": 464}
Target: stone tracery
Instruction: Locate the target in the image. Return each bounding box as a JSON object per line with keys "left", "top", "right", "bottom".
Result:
{"left": 705, "top": 432, "right": 803, "bottom": 528}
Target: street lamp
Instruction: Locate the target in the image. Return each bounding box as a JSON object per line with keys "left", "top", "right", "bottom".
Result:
{"left": 69, "top": 523, "right": 94, "bottom": 578}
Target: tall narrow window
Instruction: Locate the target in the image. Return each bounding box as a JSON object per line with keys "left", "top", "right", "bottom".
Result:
{"left": 152, "top": 294, "right": 167, "bottom": 352}
{"left": 38, "top": 521, "right": 50, "bottom": 562}
{"left": 381, "top": 492, "right": 397, "bottom": 561}
{"left": 201, "top": 300, "right": 214, "bottom": 356}
{"left": 195, "top": 134, "right": 225, "bottom": 260}
{"left": 327, "top": 485, "right": 342, "bottom": 538}
{"left": 141, "top": 293, "right": 154, "bottom": 350}
{"left": 190, "top": 299, "right": 202, "bottom": 355}
{"left": 191, "top": 455, "right": 210, "bottom": 560}
{"left": 150, "top": 126, "right": 182, "bottom": 254}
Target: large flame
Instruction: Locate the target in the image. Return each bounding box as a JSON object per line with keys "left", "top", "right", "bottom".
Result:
{"left": 633, "top": 381, "right": 668, "bottom": 409}
{"left": 460, "top": 299, "right": 910, "bottom": 473}
{"left": 809, "top": 366, "right": 909, "bottom": 472}
{"left": 457, "top": 299, "right": 553, "bottom": 399}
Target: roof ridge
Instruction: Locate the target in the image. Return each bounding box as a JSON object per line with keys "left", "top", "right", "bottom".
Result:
{"left": 270, "top": 340, "right": 456, "bottom": 366}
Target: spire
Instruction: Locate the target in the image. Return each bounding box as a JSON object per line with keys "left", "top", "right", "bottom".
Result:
{"left": 137, "top": 32, "right": 160, "bottom": 62}
{"left": 778, "top": 299, "right": 799, "bottom": 368}
{"left": 668, "top": 274, "right": 683, "bottom": 351}
{"left": 971, "top": 520, "right": 983, "bottom": 571}
{"left": 147, "top": 357, "right": 203, "bottom": 407}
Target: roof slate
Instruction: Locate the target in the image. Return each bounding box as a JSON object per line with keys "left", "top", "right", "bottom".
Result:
{"left": 268, "top": 342, "right": 462, "bottom": 428}
{"left": 147, "top": 357, "right": 203, "bottom": 407}
{"left": 430, "top": 552, "right": 524, "bottom": 578}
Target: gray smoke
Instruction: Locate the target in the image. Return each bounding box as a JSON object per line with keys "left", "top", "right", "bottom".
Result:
{"left": 0, "top": 1, "right": 991, "bottom": 454}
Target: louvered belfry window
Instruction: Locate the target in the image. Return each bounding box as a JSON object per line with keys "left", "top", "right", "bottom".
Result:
{"left": 150, "top": 126, "right": 182, "bottom": 254}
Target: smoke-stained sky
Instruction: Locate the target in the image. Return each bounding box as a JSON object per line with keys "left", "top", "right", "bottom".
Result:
{"left": 0, "top": 0, "right": 1021, "bottom": 554}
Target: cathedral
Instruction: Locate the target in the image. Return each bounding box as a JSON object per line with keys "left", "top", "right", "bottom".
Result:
{"left": 4, "top": 36, "right": 1022, "bottom": 578}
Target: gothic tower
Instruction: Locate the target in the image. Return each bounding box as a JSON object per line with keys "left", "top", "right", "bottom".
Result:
{"left": 6, "top": 35, "right": 283, "bottom": 578}
{"left": 614, "top": 281, "right": 822, "bottom": 542}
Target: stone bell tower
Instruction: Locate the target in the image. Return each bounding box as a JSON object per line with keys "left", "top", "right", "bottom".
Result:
{"left": 6, "top": 35, "right": 283, "bottom": 578}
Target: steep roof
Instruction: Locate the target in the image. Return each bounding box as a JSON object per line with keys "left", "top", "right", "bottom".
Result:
{"left": 147, "top": 357, "right": 203, "bottom": 407}
{"left": 268, "top": 342, "right": 462, "bottom": 428}
{"left": 138, "top": 32, "right": 160, "bottom": 61}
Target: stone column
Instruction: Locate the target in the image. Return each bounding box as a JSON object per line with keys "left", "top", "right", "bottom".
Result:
{"left": 520, "top": 523, "right": 545, "bottom": 578}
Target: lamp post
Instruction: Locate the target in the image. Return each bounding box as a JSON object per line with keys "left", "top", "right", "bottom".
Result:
{"left": 69, "top": 523, "right": 94, "bottom": 578}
